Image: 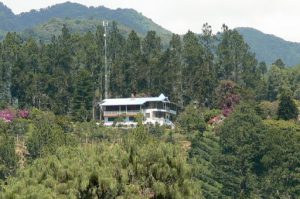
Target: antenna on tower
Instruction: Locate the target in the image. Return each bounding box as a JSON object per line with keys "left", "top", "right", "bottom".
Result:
{"left": 103, "top": 21, "right": 109, "bottom": 99}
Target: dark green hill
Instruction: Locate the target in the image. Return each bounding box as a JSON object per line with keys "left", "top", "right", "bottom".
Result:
{"left": 0, "top": 1, "right": 172, "bottom": 42}
{"left": 236, "top": 27, "right": 300, "bottom": 66}
{"left": 21, "top": 18, "right": 149, "bottom": 42}
{"left": 0, "top": 2, "right": 299, "bottom": 66}
{"left": 16, "top": 2, "right": 171, "bottom": 35}
{"left": 0, "top": 2, "right": 17, "bottom": 31}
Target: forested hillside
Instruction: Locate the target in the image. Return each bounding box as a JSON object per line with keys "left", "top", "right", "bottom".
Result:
{"left": 236, "top": 27, "right": 300, "bottom": 66}
{"left": 21, "top": 18, "right": 164, "bottom": 44}
{"left": 0, "top": 3, "right": 299, "bottom": 198}
{"left": 0, "top": 22, "right": 299, "bottom": 120}
{"left": 21, "top": 18, "right": 133, "bottom": 42}
{"left": 0, "top": 2, "right": 300, "bottom": 66}
{"left": 0, "top": 2, "right": 171, "bottom": 42}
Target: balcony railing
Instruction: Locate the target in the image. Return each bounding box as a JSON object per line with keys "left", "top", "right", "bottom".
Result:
{"left": 103, "top": 110, "right": 141, "bottom": 116}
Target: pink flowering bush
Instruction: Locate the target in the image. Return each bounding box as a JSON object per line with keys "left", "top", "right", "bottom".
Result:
{"left": 0, "top": 109, "right": 16, "bottom": 122}
{"left": 215, "top": 80, "right": 241, "bottom": 118}
{"left": 222, "top": 107, "right": 233, "bottom": 117}
{"left": 222, "top": 94, "right": 240, "bottom": 117}
{"left": 0, "top": 109, "right": 29, "bottom": 122}
{"left": 18, "top": 110, "right": 29, "bottom": 119}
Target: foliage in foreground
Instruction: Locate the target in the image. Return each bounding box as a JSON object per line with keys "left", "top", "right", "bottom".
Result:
{"left": 0, "top": 99, "right": 299, "bottom": 199}
{"left": 1, "top": 127, "right": 202, "bottom": 199}
{"left": 216, "top": 104, "right": 300, "bottom": 198}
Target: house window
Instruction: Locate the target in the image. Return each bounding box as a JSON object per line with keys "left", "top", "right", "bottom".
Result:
{"left": 146, "top": 113, "right": 150, "bottom": 118}
{"left": 154, "top": 111, "right": 165, "bottom": 118}
{"left": 105, "top": 106, "right": 119, "bottom": 111}
{"left": 129, "top": 116, "right": 135, "bottom": 122}
{"left": 107, "top": 117, "right": 116, "bottom": 122}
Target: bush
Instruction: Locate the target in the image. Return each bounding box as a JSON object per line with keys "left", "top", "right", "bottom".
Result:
{"left": 258, "top": 101, "right": 279, "bottom": 119}
{"left": 176, "top": 104, "right": 206, "bottom": 133}
{"left": 278, "top": 94, "right": 298, "bottom": 120}
{"left": 8, "top": 118, "right": 30, "bottom": 136}
{"left": 203, "top": 109, "right": 221, "bottom": 122}
{"left": 2, "top": 132, "right": 203, "bottom": 198}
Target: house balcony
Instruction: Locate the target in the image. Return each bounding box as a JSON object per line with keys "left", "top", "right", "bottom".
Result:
{"left": 103, "top": 110, "right": 141, "bottom": 117}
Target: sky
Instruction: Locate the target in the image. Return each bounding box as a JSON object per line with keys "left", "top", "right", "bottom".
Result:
{"left": 1, "top": 0, "right": 300, "bottom": 42}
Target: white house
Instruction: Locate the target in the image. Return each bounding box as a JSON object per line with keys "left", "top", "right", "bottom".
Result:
{"left": 99, "top": 94, "right": 178, "bottom": 127}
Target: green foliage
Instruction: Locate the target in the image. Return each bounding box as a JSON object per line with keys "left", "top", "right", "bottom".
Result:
{"left": 0, "top": 6, "right": 299, "bottom": 198}
{"left": 257, "top": 100, "right": 279, "bottom": 119}
{"left": 0, "top": 133, "right": 18, "bottom": 180}
{"left": 236, "top": 27, "right": 300, "bottom": 66}
{"left": 0, "top": 2, "right": 300, "bottom": 68}
{"left": 258, "top": 61, "right": 267, "bottom": 74}
{"left": 216, "top": 104, "right": 265, "bottom": 198}
{"left": 1, "top": 130, "right": 203, "bottom": 199}
{"left": 71, "top": 69, "right": 94, "bottom": 122}
{"left": 0, "top": 21, "right": 288, "bottom": 122}
{"left": 260, "top": 120, "right": 300, "bottom": 198}
{"left": 214, "top": 105, "right": 300, "bottom": 198}
{"left": 277, "top": 93, "right": 299, "bottom": 120}
{"left": 176, "top": 104, "right": 206, "bottom": 133}
{"left": 203, "top": 109, "right": 221, "bottom": 122}
{"left": 217, "top": 25, "right": 261, "bottom": 89}
{"left": 266, "top": 65, "right": 287, "bottom": 101}
{"left": 189, "top": 131, "right": 222, "bottom": 198}
{"left": 0, "top": 104, "right": 298, "bottom": 199}
{"left": 8, "top": 118, "right": 30, "bottom": 136}
{"left": 2, "top": 3, "right": 172, "bottom": 47}
{"left": 26, "top": 110, "right": 66, "bottom": 158}
{"left": 294, "top": 88, "right": 300, "bottom": 100}
{"left": 273, "top": 58, "right": 285, "bottom": 69}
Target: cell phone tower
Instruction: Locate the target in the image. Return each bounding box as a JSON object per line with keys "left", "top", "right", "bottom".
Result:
{"left": 103, "top": 20, "right": 109, "bottom": 99}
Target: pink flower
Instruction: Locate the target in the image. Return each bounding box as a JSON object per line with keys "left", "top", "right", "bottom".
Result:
{"left": 18, "top": 110, "right": 29, "bottom": 119}
{"left": 222, "top": 108, "right": 233, "bottom": 117}
{"left": 0, "top": 109, "right": 16, "bottom": 123}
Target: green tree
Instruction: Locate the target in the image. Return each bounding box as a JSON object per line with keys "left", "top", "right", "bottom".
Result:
{"left": 71, "top": 69, "right": 94, "bottom": 121}
{"left": 266, "top": 65, "right": 286, "bottom": 101}
{"left": 12, "top": 38, "right": 42, "bottom": 108}
{"left": 277, "top": 92, "right": 299, "bottom": 120}
{"left": 160, "top": 34, "right": 183, "bottom": 104}
{"left": 176, "top": 104, "right": 206, "bottom": 133}
{"left": 47, "top": 25, "right": 74, "bottom": 115}
{"left": 182, "top": 30, "right": 205, "bottom": 104}
{"left": 0, "top": 127, "right": 18, "bottom": 180}
{"left": 27, "top": 110, "right": 65, "bottom": 158}
{"left": 189, "top": 131, "right": 222, "bottom": 198}
{"left": 216, "top": 25, "right": 260, "bottom": 89}
{"left": 142, "top": 30, "right": 162, "bottom": 95}
{"left": 0, "top": 32, "right": 22, "bottom": 106}
{"left": 216, "top": 104, "right": 264, "bottom": 198}
{"left": 199, "top": 23, "right": 217, "bottom": 106}
{"left": 260, "top": 120, "right": 300, "bottom": 198}
{"left": 108, "top": 21, "right": 126, "bottom": 97}
{"left": 258, "top": 61, "right": 267, "bottom": 74}
{"left": 124, "top": 30, "right": 142, "bottom": 95}
{"left": 272, "top": 58, "right": 285, "bottom": 69}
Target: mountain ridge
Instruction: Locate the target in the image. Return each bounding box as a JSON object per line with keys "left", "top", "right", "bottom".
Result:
{"left": 0, "top": 1, "right": 171, "bottom": 35}
{"left": 0, "top": 1, "right": 299, "bottom": 66}
{"left": 236, "top": 27, "right": 300, "bottom": 66}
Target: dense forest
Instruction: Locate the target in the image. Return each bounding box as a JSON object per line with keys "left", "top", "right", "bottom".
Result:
{"left": 0, "top": 2, "right": 300, "bottom": 66}
{"left": 0, "top": 21, "right": 299, "bottom": 198}
{"left": 0, "top": 22, "right": 299, "bottom": 119}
